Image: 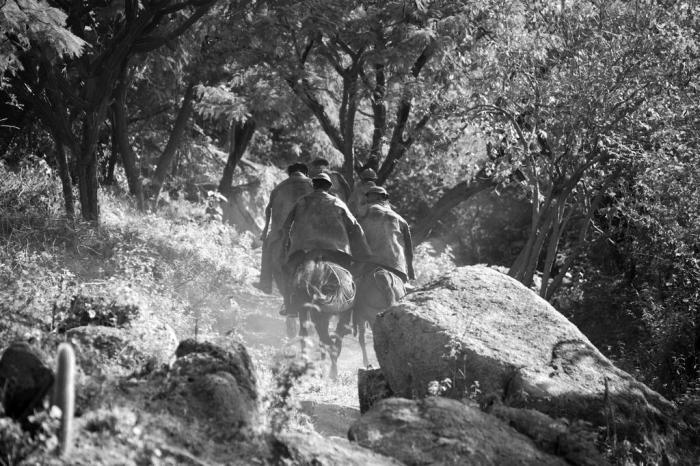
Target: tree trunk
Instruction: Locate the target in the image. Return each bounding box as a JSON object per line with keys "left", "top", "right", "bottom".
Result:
{"left": 339, "top": 70, "right": 360, "bottom": 184}
{"left": 75, "top": 113, "right": 103, "bottom": 222}
{"left": 53, "top": 135, "right": 75, "bottom": 219}
{"left": 150, "top": 81, "right": 196, "bottom": 203}
{"left": 103, "top": 125, "right": 118, "bottom": 185}
{"left": 112, "top": 66, "right": 145, "bottom": 211}
{"left": 539, "top": 202, "right": 569, "bottom": 297}
{"left": 412, "top": 173, "right": 497, "bottom": 244}
{"left": 218, "top": 119, "right": 256, "bottom": 195}
{"left": 369, "top": 64, "right": 386, "bottom": 159}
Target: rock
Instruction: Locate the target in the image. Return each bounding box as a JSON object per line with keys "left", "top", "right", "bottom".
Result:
{"left": 67, "top": 316, "right": 177, "bottom": 378}
{"left": 0, "top": 341, "right": 54, "bottom": 425}
{"left": 57, "top": 293, "right": 140, "bottom": 331}
{"left": 486, "top": 404, "right": 606, "bottom": 466}
{"left": 348, "top": 396, "right": 568, "bottom": 465}
{"left": 373, "top": 266, "right": 675, "bottom": 443}
{"left": 153, "top": 339, "right": 258, "bottom": 435}
{"left": 67, "top": 326, "right": 151, "bottom": 378}
{"left": 358, "top": 368, "right": 393, "bottom": 414}
{"left": 275, "top": 431, "right": 402, "bottom": 466}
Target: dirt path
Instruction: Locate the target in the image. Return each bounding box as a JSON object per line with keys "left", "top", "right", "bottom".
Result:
{"left": 228, "top": 288, "right": 378, "bottom": 438}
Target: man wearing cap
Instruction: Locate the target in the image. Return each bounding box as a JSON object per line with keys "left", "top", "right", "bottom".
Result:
{"left": 258, "top": 163, "right": 313, "bottom": 295}
{"left": 348, "top": 168, "right": 377, "bottom": 218}
{"left": 280, "top": 172, "right": 372, "bottom": 315}
{"left": 359, "top": 186, "right": 415, "bottom": 283}
{"left": 309, "top": 158, "right": 351, "bottom": 202}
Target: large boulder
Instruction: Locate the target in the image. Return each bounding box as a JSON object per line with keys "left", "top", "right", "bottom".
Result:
{"left": 373, "top": 266, "right": 676, "bottom": 445}
{"left": 348, "top": 396, "right": 572, "bottom": 465}
{"left": 150, "top": 339, "right": 258, "bottom": 437}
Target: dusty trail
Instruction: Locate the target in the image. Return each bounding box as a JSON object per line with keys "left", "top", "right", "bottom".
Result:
{"left": 226, "top": 287, "right": 378, "bottom": 438}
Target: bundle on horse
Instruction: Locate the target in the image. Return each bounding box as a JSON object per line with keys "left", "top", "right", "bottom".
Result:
{"left": 288, "top": 250, "right": 356, "bottom": 379}
{"left": 352, "top": 265, "right": 407, "bottom": 368}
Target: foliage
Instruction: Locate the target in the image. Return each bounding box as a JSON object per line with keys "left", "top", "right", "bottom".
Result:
{"left": 0, "top": 157, "right": 64, "bottom": 216}
{"left": 0, "top": 407, "right": 60, "bottom": 466}
{"left": 412, "top": 241, "right": 456, "bottom": 287}
{"left": 0, "top": 0, "right": 84, "bottom": 85}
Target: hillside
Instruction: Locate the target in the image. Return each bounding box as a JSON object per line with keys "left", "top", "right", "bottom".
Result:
{"left": 0, "top": 172, "right": 394, "bottom": 463}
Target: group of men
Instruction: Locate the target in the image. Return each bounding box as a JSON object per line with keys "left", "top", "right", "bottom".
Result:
{"left": 259, "top": 157, "right": 414, "bottom": 316}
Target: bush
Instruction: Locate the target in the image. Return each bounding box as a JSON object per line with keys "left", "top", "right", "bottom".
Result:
{"left": 0, "top": 157, "right": 64, "bottom": 218}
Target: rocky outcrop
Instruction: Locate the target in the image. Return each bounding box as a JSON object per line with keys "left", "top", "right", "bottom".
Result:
{"left": 67, "top": 316, "right": 177, "bottom": 378}
{"left": 275, "top": 431, "right": 402, "bottom": 466}
{"left": 373, "top": 266, "right": 675, "bottom": 445}
{"left": 357, "top": 368, "right": 393, "bottom": 414}
{"left": 349, "top": 396, "right": 572, "bottom": 465}
{"left": 150, "top": 339, "right": 258, "bottom": 436}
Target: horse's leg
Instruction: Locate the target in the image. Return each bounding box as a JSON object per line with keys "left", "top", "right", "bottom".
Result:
{"left": 313, "top": 312, "right": 338, "bottom": 380}
{"left": 298, "top": 303, "right": 310, "bottom": 352}
{"left": 358, "top": 320, "right": 369, "bottom": 369}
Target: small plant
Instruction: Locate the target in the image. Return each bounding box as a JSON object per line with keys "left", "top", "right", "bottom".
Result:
{"left": 427, "top": 378, "right": 453, "bottom": 396}
{"left": 466, "top": 380, "right": 482, "bottom": 400}
{"left": 264, "top": 341, "right": 319, "bottom": 434}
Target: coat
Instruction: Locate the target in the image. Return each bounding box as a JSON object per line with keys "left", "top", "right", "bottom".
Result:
{"left": 347, "top": 180, "right": 376, "bottom": 217}
{"left": 282, "top": 190, "right": 371, "bottom": 264}
{"left": 264, "top": 172, "right": 313, "bottom": 240}
{"left": 359, "top": 201, "right": 415, "bottom": 282}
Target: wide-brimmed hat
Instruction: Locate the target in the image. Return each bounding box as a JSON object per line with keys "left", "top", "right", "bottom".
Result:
{"left": 366, "top": 186, "right": 388, "bottom": 197}
{"left": 312, "top": 172, "right": 332, "bottom": 185}
{"left": 360, "top": 168, "right": 378, "bottom": 181}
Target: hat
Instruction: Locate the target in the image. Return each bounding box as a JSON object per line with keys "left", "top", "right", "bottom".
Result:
{"left": 366, "top": 186, "right": 388, "bottom": 197}
{"left": 360, "top": 168, "right": 378, "bottom": 181}
{"left": 312, "top": 172, "right": 332, "bottom": 184}
{"left": 287, "top": 162, "right": 308, "bottom": 175}
{"left": 311, "top": 157, "right": 330, "bottom": 167}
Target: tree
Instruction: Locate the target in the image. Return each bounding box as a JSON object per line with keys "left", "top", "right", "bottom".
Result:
{"left": 195, "top": 65, "right": 298, "bottom": 195}
{"left": 8, "top": 0, "right": 224, "bottom": 221}
{"left": 238, "top": 0, "right": 496, "bottom": 184}
{"left": 411, "top": 0, "right": 694, "bottom": 299}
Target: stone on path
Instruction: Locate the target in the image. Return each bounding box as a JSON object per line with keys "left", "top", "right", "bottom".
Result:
{"left": 150, "top": 339, "right": 258, "bottom": 436}
{"left": 348, "top": 396, "right": 570, "bottom": 465}
{"left": 276, "top": 431, "right": 402, "bottom": 466}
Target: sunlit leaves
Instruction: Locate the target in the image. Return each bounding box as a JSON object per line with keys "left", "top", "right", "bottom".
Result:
{"left": 0, "top": 0, "right": 85, "bottom": 81}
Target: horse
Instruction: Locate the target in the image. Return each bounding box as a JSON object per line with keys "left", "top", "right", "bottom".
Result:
{"left": 287, "top": 250, "right": 356, "bottom": 379}
{"left": 352, "top": 265, "right": 407, "bottom": 368}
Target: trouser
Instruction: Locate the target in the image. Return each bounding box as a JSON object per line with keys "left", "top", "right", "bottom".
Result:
{"left": 259, "top": 236, "right": 274, "bottom": 293}
{"left": 261, "top": 234, "right": 287, "bottom": 295}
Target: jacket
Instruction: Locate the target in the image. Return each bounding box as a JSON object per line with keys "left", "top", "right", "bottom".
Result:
{"left": 264, "top": 172, "right": 313, "bottom": 239}
{"left": 359, "top": 201, "right": 415, "bottom": 282}
{"left": 347, "top": 180, "right": 375, "bottom": 217}
{"left": 282, "top": 190, "right": 371, "bottom": 263}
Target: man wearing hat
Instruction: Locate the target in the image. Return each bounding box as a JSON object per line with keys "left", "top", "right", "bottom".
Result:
{"left": 309, "top": 157, "right": 351, "bottom": 202}
{"left": 359, "top": 186, "right": 415, "bottom": 283}
{"left": 280, "top": 172, "right": 372, "bottom": 315}
{"left": 347, "top": 168, "right": 377, "bottom": 217}
{"left": 258, "top": 162, "right": 313, "bottom": 295}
